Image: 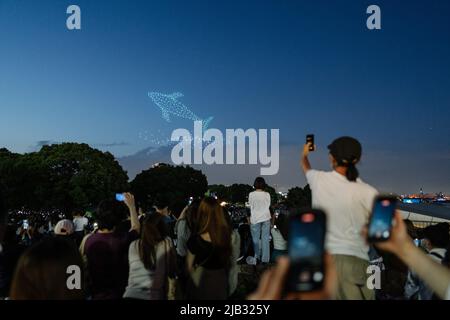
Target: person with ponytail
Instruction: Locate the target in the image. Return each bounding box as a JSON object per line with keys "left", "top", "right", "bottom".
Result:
{"left": 123, "top": 213, "right": 176, "bottom": 300}
{"left": 301, "top": 136, "right": 378, "bottom": 300}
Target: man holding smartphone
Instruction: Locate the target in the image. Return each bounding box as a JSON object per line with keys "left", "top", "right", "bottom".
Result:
{"left": 300, "top": 136, "right": 378, "bottom": 300}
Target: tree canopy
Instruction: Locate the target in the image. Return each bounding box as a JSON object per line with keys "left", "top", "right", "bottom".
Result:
{"left": 285, "top": 185, "right": 312, "bottom": 209}
{"left": 208, "top": 183, "right": 280, "bottom": 205}
{"left": 0, "top": 143, "right": 129, "bottom": 212}
{"left": 130, "top": 163, "right": 208, "bottom": 213}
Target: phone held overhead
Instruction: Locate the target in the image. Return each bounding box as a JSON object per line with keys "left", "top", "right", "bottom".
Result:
{"left": 306, "top": 134, "right": 315, "bottom": 151}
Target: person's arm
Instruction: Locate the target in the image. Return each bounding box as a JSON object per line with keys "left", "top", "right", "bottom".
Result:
{"left": 396, "top": 242, "right": 450, "bottom": 299}
{"left": 371, "top": 212, "right": 450, "bottom": 299}
{"left": 301, "top": 143, "right": 314, "bottom": 174}
{"left": 124, "top": 193, "right": 140, "bottom": 233}
{"left": 178, "top": 206, "right": 188, "bottom": 220}
{"left": 186, "top": 251, "right": 195, "bottom": 273}
{"left": 228, "top": 232, "right": 241, "bottom": 295}
{"left": 176, "top": 220, "right": 190, "bottom": 257}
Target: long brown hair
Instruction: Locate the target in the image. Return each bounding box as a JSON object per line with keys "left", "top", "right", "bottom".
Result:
{"left": 196, "top": 197, "right": 232, "bottom": 266}
{"left": 10, "top": 237, "right": 85, "bottom": 300}
{"left": 138, "top": 213, "right": 168, "bottom": 270}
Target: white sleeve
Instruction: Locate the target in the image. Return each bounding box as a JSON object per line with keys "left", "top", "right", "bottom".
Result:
{"left": 361, "top": 185, "right": 379, "bottom": 213}
{"left": 248, "top": 193, "right": 254, "bottom": 208}
{"left": 446, "top": 284, "right": 450, "bottom": 300}
{"left": 305, "top": 169, "right": 320, "bottom": 189}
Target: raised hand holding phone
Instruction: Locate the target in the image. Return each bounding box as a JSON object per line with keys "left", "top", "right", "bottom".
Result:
{"left": 306, "top": 134, "right": 315, "bottom": 152}
{"left": 115, "top": 193, "right": 125, "bottom": 202}
{"left": 123, "top": 193, "right": 136, "bottom": 210}
{"left": 367, "top": 195, "right": 397, "bottom": 242}
{"left": 121, "top": 192, "right": 140, "bottom": 232}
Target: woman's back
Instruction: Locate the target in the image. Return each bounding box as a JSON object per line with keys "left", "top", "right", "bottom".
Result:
{"left": 124, "top": 239, "right": 171, "bottom": 300}
{"left": 187, "top": 235, "right": 228, "bottom": 270}
{"left": 248, "top": 191, "right": 271, "bottom": 224}
{"left": 83, "top": 230, "right": 138, "bottom": 299}
{"left": 185, "top": 197, "right": 233, "bottom": 300}
{"left": 186, "top": 235, "right": 229, "bottom": 300}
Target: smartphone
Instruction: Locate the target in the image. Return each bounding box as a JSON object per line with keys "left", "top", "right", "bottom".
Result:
{"left": 286, "top": 209, "right": 326, "bottom": 292}
{"left": 22, "top": 219, "right": 29, "bottom": 230}
{"left": 115, "top": 193, "right": 125, "bottom": 202}
{"left": 367, "top": 195, "right": 397, "bottom": 242}
{"left": 306, "top": 134, "right": 315, "bottom": 151}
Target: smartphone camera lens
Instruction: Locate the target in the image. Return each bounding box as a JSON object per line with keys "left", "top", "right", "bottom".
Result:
{"left": 313, "top": 272, "right": 323, "bottom": 282}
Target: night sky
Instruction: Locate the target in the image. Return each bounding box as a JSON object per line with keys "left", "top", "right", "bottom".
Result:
{"left": 1, "top": 0, "right": 449, "bottom": 193}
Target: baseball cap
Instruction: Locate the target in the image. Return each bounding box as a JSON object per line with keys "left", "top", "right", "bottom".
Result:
{"left": 328, "top": 136, "right": 362, "bottom": 164}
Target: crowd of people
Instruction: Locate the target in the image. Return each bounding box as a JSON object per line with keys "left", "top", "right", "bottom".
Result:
{"left": 0, "top": 136, "right": 449, "bottom": 300}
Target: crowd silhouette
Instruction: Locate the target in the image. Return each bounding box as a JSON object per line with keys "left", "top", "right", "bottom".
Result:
{"left": 0, "top": 137, "right": 449, "bottom": 300}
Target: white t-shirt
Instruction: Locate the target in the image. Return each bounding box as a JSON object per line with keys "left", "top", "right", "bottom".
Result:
{"left": 248, "top": 190, "right": 271, "bottom": 225}
{"left": 271, "top": 228, "right": 287, "bottom": 251}
{"left": 123, "top": 238, "right": 171, "bottom": 300}
{"left": 306, "top": 170, "right": 378, "bottom": 261}
{"left": 73, "top": 216, "right": 89, "bottom": 232}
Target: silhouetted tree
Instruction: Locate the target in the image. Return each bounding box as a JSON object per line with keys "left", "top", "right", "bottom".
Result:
{"left": 286, "top": 185, "right": 312, "bottom": 209}
{"left": 228, "top": 184, "right": 254, "bottom": 204}
{"left": 208, "top": 183, "right": 279, "bottom": 205}
{"left": 131, "top": 164, "right": 208, "bottom": 213}
{"left": 0, "top": 143, "right": 129, "bottom": 212}
{"left": 208, "top": 184, "right": 230, "bottom": 201}
{"left": 265, "top": 185, "right": 280, "bottom": 205}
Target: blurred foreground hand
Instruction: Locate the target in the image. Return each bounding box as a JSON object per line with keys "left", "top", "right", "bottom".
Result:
{"left": 362, "top": 211, "right": 412, "bottom": 257}
{"left": 248, "top": 253, "right": 337, "bottom": 300}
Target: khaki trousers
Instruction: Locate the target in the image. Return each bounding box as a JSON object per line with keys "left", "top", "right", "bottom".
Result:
{"left": 332, "top": 254, "right": 375, "bottom": 300}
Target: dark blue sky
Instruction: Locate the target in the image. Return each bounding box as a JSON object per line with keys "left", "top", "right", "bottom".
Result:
{"left": 1, "top": 0, "right": 449, "bottom": 192}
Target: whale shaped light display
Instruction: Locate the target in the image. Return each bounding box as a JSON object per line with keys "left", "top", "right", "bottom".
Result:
{"left": 148, "top": 92, "right": 213, "bottom": 130}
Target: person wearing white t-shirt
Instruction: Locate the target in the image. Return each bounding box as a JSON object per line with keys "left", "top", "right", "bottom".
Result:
{"left": 271, "top": 213, "right": 288, "bottom": 262}
{"left": 301, "top": 136, "right": 378, "bottom": 300}
{"left": 73, "top": 210, "right": 89, "bottom": 246}
{"left": 248, "top": 177, "right": 271, "bottom": 264}
{"left": 73, "top": 214, "right": 88, "bottom": 232}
